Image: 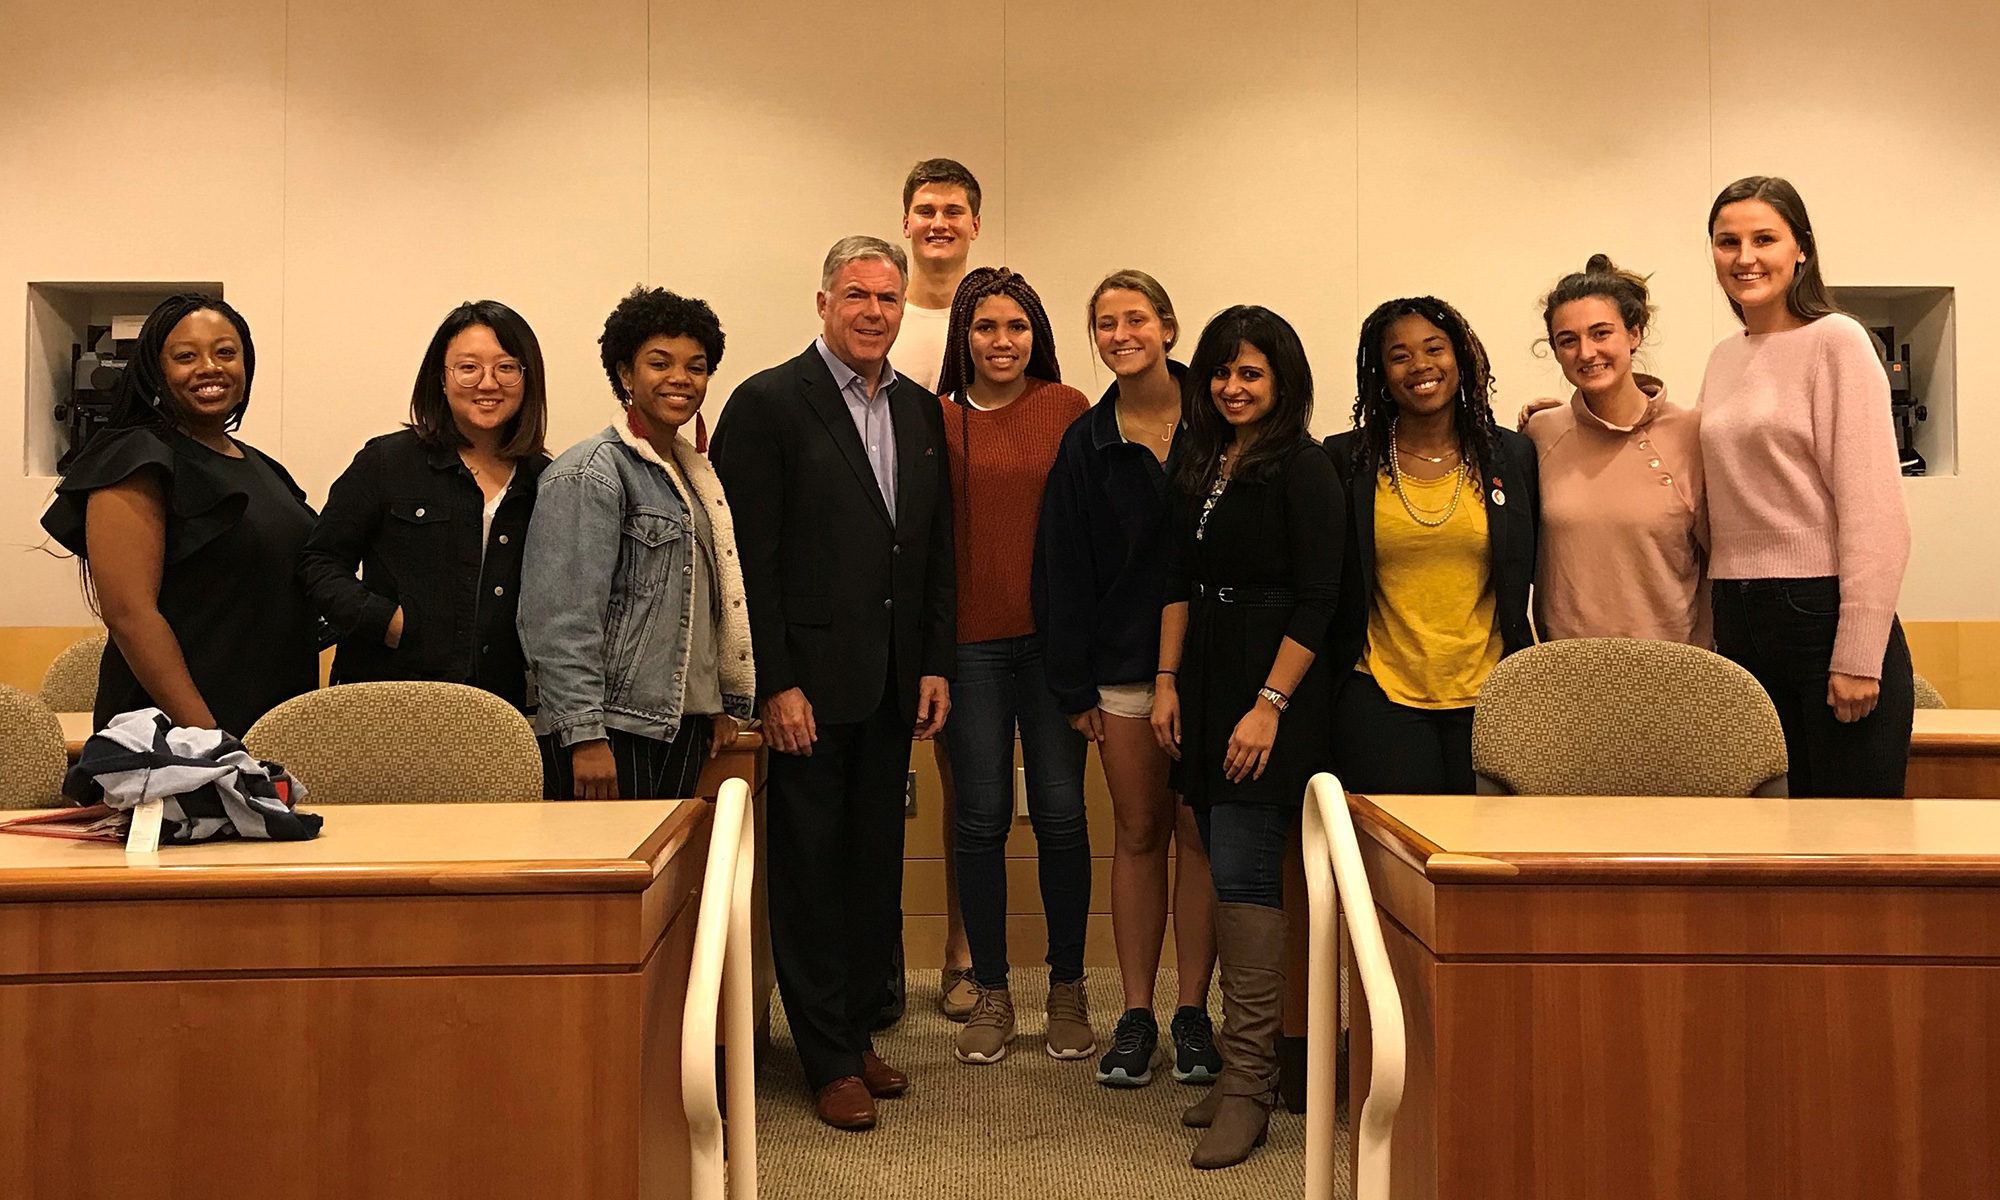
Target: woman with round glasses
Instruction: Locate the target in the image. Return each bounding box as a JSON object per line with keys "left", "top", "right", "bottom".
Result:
{"left": 299, "top": 300, "right": 551, "bottom": 710}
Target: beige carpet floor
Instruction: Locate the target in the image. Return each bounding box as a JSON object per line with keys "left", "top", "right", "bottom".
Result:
{"left": 751, "top": 967, "right": 1349, "bottom": 1199}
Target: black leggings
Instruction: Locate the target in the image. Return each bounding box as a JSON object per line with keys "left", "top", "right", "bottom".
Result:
{"left": 1712, "top": 578, "right": 1913, "bottom": 798}
{"left": 1329, "top": 670, "right": 1476, "bottom": 795}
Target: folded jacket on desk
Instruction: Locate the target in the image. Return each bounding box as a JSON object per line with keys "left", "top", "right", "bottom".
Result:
{"left": 60, "top": 708, "right": 321, "bottom": 843}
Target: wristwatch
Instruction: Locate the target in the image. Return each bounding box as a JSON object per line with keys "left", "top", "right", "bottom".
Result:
{"left": 1257, "top": 686, "right": 1290, "bottom": 713}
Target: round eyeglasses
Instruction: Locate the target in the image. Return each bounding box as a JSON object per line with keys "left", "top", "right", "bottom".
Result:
{"left": 449, "top": 361, "right": 524, "bottom": 387}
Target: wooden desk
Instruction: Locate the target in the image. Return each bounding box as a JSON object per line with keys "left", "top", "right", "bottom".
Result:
{"left": 0, "top": 800, "right": 712, "bottom": 1200}
{"left": 1909, "top": 708, "right": 2000, "bottom": 797}
{"left": 1348, "top": 792, "right": 2000, "bottom": 1200}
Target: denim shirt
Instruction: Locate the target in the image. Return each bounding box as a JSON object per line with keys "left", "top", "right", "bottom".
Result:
{"left": 519, "top": 427, "right": 754, "bottom": 748}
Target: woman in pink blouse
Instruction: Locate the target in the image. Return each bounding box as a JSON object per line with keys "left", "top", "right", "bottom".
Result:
{"left": 1698, "top": 176, "right": 1913, "bottom": 797}
{"left": 1525, "top": 255, "right": 1709, "bottom": 647}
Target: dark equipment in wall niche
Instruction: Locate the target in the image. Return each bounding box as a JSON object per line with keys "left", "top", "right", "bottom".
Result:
{"left": 57, "top": 317, "right": 142, "bottom": 473}
{"left": 1869, "top": 324, "right": 1927, "bottom": 476}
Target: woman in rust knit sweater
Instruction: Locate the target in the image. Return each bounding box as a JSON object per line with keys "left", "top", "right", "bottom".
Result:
{"left": 935, "top": 268, "right": 1094, "bottom": 1066}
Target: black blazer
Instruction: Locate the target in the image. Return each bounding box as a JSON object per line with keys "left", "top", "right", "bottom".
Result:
{"left": 1321, "top": 428, "right": 1539, "bottom": 677}
{"left": 710, "top": 344, "right": 956, "bottom": 726}
{"left": 298, "top": 429, "right": 548, "bottom": 710}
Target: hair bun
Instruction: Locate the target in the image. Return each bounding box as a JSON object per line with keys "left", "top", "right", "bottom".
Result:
{"left": 1585, "top": 253, "right": 1617, "bottom": 274}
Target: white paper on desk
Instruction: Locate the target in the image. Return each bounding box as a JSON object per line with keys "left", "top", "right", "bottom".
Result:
{"left": 126, "top": 797, "right": 163, "bottom": 855}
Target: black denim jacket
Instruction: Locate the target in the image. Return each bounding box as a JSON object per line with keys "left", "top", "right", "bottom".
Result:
{"left": 298, "top": 429, "right": 549, "bottom": 710}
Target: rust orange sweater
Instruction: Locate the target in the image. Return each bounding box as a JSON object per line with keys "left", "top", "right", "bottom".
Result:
{"left": 940, "top": 379, "right": 1090, "bottom": 643}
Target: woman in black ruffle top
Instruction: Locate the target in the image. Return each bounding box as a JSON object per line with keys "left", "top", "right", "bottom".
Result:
{"left": 41, "top": 294, "right": 319, "bottom": 737}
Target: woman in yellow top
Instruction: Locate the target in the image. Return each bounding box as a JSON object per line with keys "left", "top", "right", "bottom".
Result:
{"left": 1322, "top": 296, "right": 1540, "bottom": 794}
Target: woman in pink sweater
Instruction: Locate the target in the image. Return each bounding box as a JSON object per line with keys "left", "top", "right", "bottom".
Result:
{"left": 1526, "top": 255, "right": 1709, "bottom": 646}
{"left": 1699, "top": 176, "right": 1913, "bottom": 797}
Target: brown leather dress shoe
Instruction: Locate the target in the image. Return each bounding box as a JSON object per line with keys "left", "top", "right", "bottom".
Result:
{"left": 861, "top": 1051, "right": 909, "bottom": 1098}
{"left": 814, "top": 1077, "right": 877, "bottom": 1130}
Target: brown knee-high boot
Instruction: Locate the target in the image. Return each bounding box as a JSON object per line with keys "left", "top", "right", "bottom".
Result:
{"left": 1190, "top": 901, "right": 1287, "bottom": 1169}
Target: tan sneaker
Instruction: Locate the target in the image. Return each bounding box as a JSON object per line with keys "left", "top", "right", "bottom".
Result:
{"left": 955, "top": 986, "right": 1015, "bottom": 1064}
{"left": 1044, "top": 977, "right": 1096, "bottom": 1060}
{"left": 940, "top": 967, "right": 979, "bottom": 1022}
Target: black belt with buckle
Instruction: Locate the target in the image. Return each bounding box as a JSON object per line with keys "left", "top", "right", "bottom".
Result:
{"left": 1192, "top": 583, "right": 1298, "bottom": 606}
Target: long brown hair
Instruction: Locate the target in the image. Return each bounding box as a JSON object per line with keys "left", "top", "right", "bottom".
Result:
{"left": 1707, "top": 176, "right": 1840, "bottom": 325}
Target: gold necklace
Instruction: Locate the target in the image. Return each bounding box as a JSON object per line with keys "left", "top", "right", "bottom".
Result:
{"left": 1389, "top": 423, "right": 1466, "bottom": 528}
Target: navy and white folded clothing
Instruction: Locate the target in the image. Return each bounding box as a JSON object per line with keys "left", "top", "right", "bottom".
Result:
{"left": 63, "top": 708, "right": 321, "bottom": 843}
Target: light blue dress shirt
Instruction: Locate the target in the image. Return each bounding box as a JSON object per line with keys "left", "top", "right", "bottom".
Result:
{"left": 814, "top": 336, "right": 899, "bottom": 523}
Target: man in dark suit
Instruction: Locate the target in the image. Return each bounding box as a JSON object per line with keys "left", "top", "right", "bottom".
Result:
{"left": 709, "top": 235, "right": 955, "bottom": 1132}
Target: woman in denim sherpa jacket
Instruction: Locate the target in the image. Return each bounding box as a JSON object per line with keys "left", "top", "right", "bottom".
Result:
{"left": 519, "top": 287, "right": 755, "bottom": 799}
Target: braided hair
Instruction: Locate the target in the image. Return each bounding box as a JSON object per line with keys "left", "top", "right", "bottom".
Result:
{"left": 105, "top": 293, "right": 257, "bottom": 435}
{"left": 1350, "top": 296, "right": 1497, "bottom": 481}
{"left": 937, "top": 267, "right": 1060, "bottom": 397}
{"left": 936, "top": 267, "right": 1062, "bottom": 549}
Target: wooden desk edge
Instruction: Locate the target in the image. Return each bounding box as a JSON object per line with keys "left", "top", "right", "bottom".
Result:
{"left": 1910, "top": 731, "right": 2000, "bottom": 756}
{"left": 0, "top": 802, "right": 709, "bottom": 901}
{"left": 1418, "top": 852, "right": 2000, "bottom": 885}
{"left": 1346, "top": 792, "right": 1445, "bottom": 875}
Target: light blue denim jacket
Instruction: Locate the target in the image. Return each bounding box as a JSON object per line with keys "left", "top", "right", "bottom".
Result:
{"left": 519, "top": 426, "right": 755, "bottom": 748}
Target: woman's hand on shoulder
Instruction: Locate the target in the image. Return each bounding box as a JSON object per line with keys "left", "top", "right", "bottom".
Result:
{"left": 1515, "top": 396, "right": 1563, "bottom": 432}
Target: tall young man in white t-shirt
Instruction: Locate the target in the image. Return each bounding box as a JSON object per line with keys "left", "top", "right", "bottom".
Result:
{"left": 895, "top": 158, "right": 982, "bottom": 393}
{"left": 887, "top": 158, "right": 981, "bottom": 1025}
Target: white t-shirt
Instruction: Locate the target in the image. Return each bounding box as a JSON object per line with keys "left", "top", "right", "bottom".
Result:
{"left": 478, "top": 466, "right": 516, "bottom": 569}
{"left": 895, "top": 303, "right": 952, "bottom": 395}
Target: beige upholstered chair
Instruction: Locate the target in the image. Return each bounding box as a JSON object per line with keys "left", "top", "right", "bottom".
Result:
{"left": 0, "top": 683, "right": 69, "bottom": 809}
{"left": 39, "top": 631, "right": 107, "bottom": 713}
{"left": 1472, "top": 638, "right": 1789, "bottom": 798}
{"left": 1913, "top": 673, "right": 1948, "bottom": 710}
{"left": 242, "top": 681, "right": 543, "bottom": 805}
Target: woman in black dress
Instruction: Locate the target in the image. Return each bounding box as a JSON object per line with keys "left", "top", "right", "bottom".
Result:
{"left": 1150, "top": 305, "right": 1342, "bottom": 1170}
{"left": 41, "top": 294, "right": 319, "bottom": 736}
{"left": 299, "top": 301, "right": 550, "bottom": 711}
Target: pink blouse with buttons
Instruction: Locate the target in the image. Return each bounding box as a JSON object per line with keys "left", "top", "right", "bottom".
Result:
{"left": 1525, "top": 376, "right": 1710, "bottom": 646}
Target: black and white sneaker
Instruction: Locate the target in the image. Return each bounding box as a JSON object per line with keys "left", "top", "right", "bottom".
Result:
{"left": 1095, "top": 1007, "right": 1158, "bottom": 1087}
{"left": 1171, "top": 1006, "right": 1222, "bottom": 1084}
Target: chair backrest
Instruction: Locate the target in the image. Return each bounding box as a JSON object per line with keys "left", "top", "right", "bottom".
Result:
{"left": 0, "top": 684, "right": 69, "bottom": 810}
{"left": 242, "top": 681, "right": 543, "bottom": 804}
{"left": 39, "top": 631, "right": 107, "bottom": 713}
{"left": 1913, "top": 672, "right": 1948, "bottom": 710}
{"left": 1472, "top": 638, "right": 1789, "bottom": 797}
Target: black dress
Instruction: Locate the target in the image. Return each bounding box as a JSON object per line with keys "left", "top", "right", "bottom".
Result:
{"left": 41, "top": 425, "right": 321, "bottom": 737}
{"left": 1166, "top": 442, "right": 1344, "bottom": 808}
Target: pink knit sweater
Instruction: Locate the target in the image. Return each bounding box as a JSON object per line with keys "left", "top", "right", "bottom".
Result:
{"left": 1697, "top": 314, "right": 1910, "bottom": 678}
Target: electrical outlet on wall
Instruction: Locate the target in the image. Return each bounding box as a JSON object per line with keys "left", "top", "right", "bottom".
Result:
{"left": 905, "top": 770, "right": 918, "bottom": 818}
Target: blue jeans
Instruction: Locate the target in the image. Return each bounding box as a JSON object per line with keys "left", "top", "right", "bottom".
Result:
{"left": 945, "top": 636, "right": 1090, "bottom": 989}
{"left": 1194, "top": 803, "right": 1291, "bottom": 909}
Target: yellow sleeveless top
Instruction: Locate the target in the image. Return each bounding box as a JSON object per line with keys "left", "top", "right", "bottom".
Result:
{"left": 1361, "top": 468, "right": 1503, "bottom": 710}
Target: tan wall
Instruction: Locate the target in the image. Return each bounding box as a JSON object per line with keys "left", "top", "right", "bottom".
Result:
{"left": 3, "top": 0, "right": 1997, "bottom": 628}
